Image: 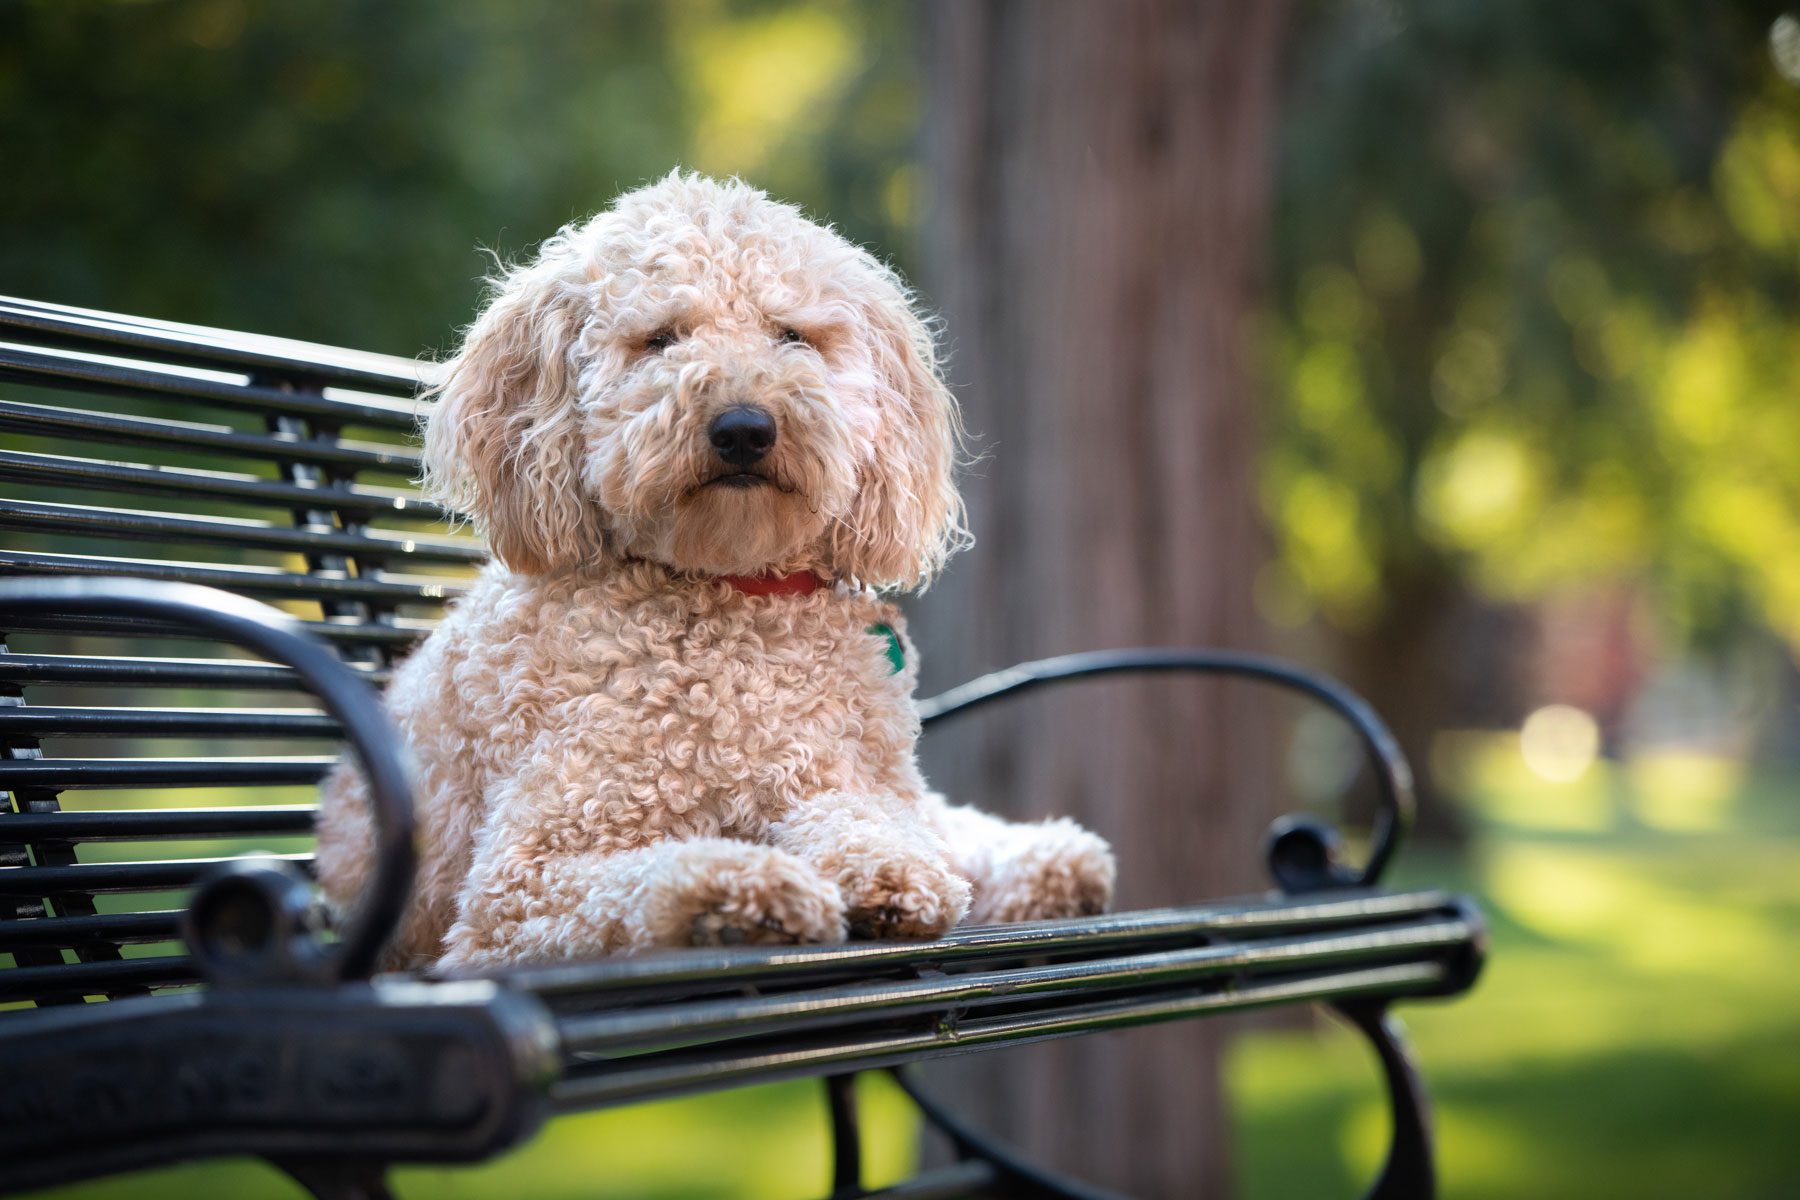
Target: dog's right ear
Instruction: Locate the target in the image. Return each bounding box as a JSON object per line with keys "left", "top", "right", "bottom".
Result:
{"left": 420, "top": 259, "right": 607, "bottom": 575}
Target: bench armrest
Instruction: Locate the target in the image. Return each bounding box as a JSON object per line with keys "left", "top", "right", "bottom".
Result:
{"left": 921, "top": 647, "right": 1415, "bottom": 893}
{"left": 0, "top": 576, "right": 416, "bottom": 981}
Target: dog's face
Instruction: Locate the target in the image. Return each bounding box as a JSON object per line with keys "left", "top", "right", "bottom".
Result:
{"left": 422, "top": 173, "right": 967, "bottom": 589}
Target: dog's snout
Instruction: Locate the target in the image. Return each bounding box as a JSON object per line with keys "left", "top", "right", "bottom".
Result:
{"left": 708, "top": 405, "right": 778, "bottom": 468}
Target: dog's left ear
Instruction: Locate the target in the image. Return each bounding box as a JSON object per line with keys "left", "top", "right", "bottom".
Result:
{"left": 834, "top": 278, "right": 969, "bottom": 590}
{"left": 420, "top": 253, "right": 609, "bottom": 575}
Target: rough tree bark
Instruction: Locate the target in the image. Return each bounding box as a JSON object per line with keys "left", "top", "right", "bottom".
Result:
{"left": 910, "top": 2, "right": 1289, "bottom": 1196}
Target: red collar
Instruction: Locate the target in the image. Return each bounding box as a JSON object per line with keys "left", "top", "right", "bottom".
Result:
{"left": 722, "top": 570, "right": 828, "bottom": 597}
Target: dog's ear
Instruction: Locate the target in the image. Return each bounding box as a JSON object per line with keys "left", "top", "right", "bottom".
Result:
{"left": 420, "top": 260, "right": 607, "bottom": 575}
{"left": 834, "top": 277, "right": 970, "bottom": 590}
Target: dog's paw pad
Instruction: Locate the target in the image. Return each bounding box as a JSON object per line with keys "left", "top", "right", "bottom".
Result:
{"left": 673, "top": 848, "right": 847, "bottom": 948}
{"left": 847, "top": 903, "right": 907, "bottom": 939}
{"left": 842, "top": 856, "right": 972, "bottom": 940}
{"left": 688, "top": 907, "right": 821, "bottom": 947}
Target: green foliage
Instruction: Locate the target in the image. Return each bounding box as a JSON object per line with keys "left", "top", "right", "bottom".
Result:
{"left": 0, "top": 0, "right": 917, "bottom": 357}
{"left": 1266, "top": 0, "right": 1800, "bottom": 650}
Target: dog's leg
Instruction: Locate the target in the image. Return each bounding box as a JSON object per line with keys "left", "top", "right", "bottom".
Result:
{"left": 316, "top": 757, "right": 477, "bottom": 970}
{"left": 437, "top": 835, "right": 847, "bottom": 971}
{"left": 923, "top": 795, "right": 1115, "bottom": 924}
{"left": 769, "top": 792, "right": 973, "bottom": 938}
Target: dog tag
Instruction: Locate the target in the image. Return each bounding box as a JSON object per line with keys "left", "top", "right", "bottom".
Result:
{"left": 867, "top": 623, "right": 905, "bottom": 675}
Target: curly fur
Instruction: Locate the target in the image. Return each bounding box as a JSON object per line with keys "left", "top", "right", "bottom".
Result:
{"left": 316, "top": 172, "right": 1115, "bottom": 969}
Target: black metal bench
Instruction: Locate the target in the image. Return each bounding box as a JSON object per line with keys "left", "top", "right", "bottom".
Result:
{"left": 0, "top": 293, "right": 1485, "bottom": 1200}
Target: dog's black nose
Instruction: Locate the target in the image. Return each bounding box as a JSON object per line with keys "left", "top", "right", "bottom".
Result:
{"left": 708, "top": 405, "right": 777, "bottom": 468}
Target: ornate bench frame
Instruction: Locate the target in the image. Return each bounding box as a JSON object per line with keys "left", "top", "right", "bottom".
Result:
{"left": 0, "top": 295, "right": 1484, "bottom": 1199}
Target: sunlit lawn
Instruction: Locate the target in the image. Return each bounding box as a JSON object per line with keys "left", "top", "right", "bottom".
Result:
{"left": 1230, "top": 742, "right": 1800, "bottom": 1200}
{"left": 33, "top": 1072, "right": 923, "bottom": 1200}
{"left": 26, "top": 741, "right": 1800, "bottom": 1198}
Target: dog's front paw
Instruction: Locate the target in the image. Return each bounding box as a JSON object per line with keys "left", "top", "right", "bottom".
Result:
{"left": 977, "top": 820, "right": 1116, "bottom": 923}
{"left": 839, "top": 852, "right": 973, "bottom": 940}
{"left": 649, "top": 843, "right": 848, "bottom": 948}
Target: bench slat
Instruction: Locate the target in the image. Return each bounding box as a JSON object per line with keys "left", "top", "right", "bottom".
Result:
{"left": 0, "top": 448, "right": 447, "bottom": 520}
{"left": 0, "top": 398, "right": 420, "bottom": 472}
{"left": 0, "top": 549, "right": 463, "bottom": 604}
{"left": 0, "top": 806, "right": 315, "bottom": 841}
{"left": 0, "top": 652, "right": 390, "bottom": 689}
{"left": 0, "top": 498, "right": 484, "bottom": 563}
{"left": 1, "top": 610, "right": 432, "bottom": 648}
{"left": 550, "top": 960, "right": 1449, "bottom": 1111}
{"left": 0, "top": 343, "right": 418, "bottom": 431}
{"left": 557, "top": 916, "right": 1476, "bottom": 1057}
{"left": 0, "top": 954, "right": 196, "bottom": 1001}
{"left": 510, "top": 888, "right": 1465, "bottom": 1004}
{"left": 0, "top": 706, "right": 341, "bottom": 739}
{"left": 0, "top": 909, "right": 182, "bottom": 951}
{"left": 0, "top": 756, "right": 335, "bottom": 788}
{"left": 0, "top": 294, "right": 435, "bottom": 395}
{"left": 0, "top": 853, "right": 313, "bottom": 896}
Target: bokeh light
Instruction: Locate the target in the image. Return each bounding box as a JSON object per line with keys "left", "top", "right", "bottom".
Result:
{"left": 1771, "top": 14, "right": 1800, "bottom": 85}
{"left": 1520, "top": 704, "right": 1601, "bottom": 783}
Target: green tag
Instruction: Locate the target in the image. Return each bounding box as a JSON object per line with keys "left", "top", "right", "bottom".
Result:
{"left": 867, "top": 623, "right": 904, "bottom": 675}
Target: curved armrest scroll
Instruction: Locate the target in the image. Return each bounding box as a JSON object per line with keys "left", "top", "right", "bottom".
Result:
{"left": 0, "top": 577, "right": 415, "bottom": 980}
{"left": 918, "top": 648, "right": 1416, "bottom": 890}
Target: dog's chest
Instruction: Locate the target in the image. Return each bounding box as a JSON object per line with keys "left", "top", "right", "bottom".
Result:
{"left": 574, "top": 598, "right": 915, "bottom": 810}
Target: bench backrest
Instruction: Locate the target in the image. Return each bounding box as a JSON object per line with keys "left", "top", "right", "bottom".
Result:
{"left": 0, "top": 294, "right": 467, "bottom": 1007}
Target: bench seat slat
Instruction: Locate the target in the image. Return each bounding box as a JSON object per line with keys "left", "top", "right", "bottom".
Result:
{"left": 0, "top": 806, "right": 315, "bottom": 841}
{"left": 1, "top": 610, "right": 431, "bottom": 648}
{"left": 0, "top": 448, "right": 447, "bottom": 520}
{"left": 0, "top": 849, "right": 313, "bottom": 895}
{"left": 0, "top": 398, "right": 420, "bottom": 472}
{"left": 0, "top": 652, "right": 390, "bottom": 689}
{"left": 0, "top": 853, "right": 312, "bottom": 896}
{"left": 0, "top": 909, "right": 182, "bottom": 951}
{"left": 0, "top": 498, "right": 484, "bottom": 564}
{"left": 0, "top": 294, "right": 435, "bottom": 396}
{"left": 557, "top": 916, "right": 1476, "bottom": 1057}
{"left": 0, "top": 549, "right": 463, "bottom": 604}
{"left": 0, "top": 706, "right": 341, "bottom": 738}
{"left": 550, "top": 960, "right": 1449, "bottom": 1111}
{"left": 0, "top": 756, "right": 335, "bottom": 788}
{"left": 509, "top": 888, "right": 1464, "bottom": 1005}
{"left": 0, "top": 343, "right": 418, "bottom": 431}
{"left": 0, "top": 954, "right": 196, "bottom": 1002}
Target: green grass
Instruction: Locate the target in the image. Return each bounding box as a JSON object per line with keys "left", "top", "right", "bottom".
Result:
{"left": 1229, "top": 743, "right": 1800, "bottom": 1200}
{"left": 30, "top": 1074, "right": 922, "bottom": 1200}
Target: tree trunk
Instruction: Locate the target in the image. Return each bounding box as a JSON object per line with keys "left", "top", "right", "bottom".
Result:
{"left": 909, "top": 3, "right": 1288, "bottom": 1196}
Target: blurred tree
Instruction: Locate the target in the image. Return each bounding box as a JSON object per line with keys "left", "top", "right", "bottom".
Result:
{"left": 912, "top": 1, "right": 1287, "bottom": 1195}
{"left": 0, "top": 0, "right": 918, "bottom": 355}
{"left": 1266, "top": 0, "right": 1800, "bottom": 795}
{"left": 0, "top": 0, "right": 692, "bottom": 353}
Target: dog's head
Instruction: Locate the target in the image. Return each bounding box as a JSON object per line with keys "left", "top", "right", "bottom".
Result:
{"left": 421, "top": 172, "right": 968, "bottom": 590}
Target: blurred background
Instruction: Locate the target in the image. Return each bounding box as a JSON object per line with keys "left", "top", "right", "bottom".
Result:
{"left": 3, "top": 0, "right": 1798, "bottom": 1196}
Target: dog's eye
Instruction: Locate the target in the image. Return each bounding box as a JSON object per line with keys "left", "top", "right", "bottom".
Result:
{"left": 642, "top": 327, "right": 678, "bottom": 354}
{"left": 777, "top": 327, "right": 809, "bottom": 347}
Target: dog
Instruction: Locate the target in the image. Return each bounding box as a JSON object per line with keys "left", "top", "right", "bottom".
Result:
{"left": 316, "top": 172, "right": 1115, "bottom": 970}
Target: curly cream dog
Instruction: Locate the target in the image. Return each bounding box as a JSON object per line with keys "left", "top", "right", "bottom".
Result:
{"left": 316, "top": 172, "right": 1115, "bottom": 970}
